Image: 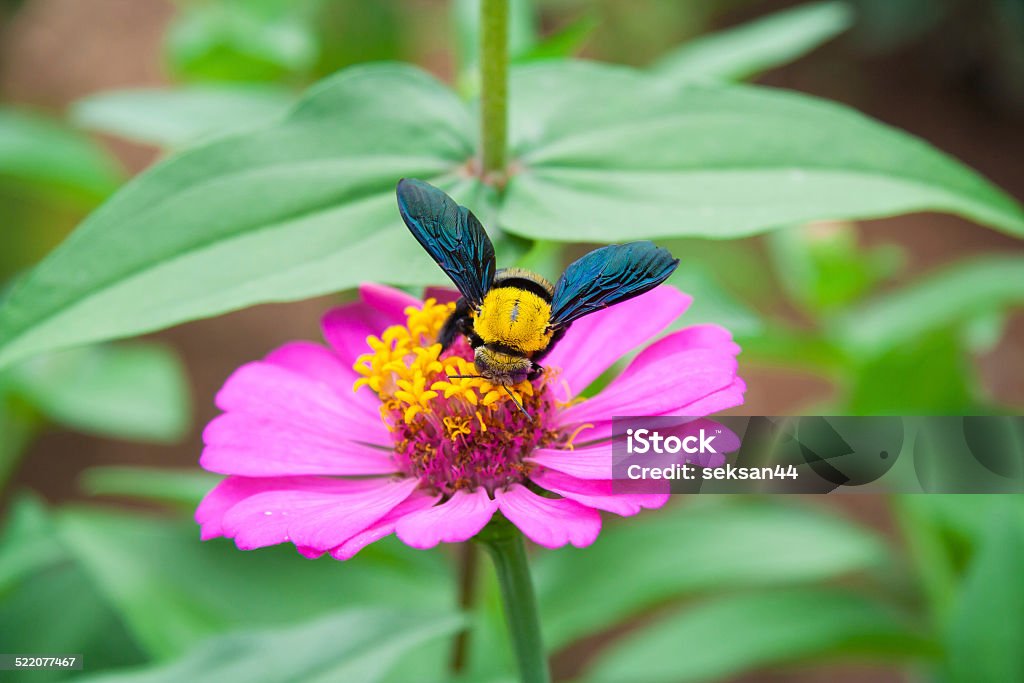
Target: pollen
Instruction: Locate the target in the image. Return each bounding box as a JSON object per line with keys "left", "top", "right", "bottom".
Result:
{"left": 352, "top": 297, "right": 563, "bottom": 495}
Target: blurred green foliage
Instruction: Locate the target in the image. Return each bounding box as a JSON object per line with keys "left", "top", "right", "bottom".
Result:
{"left": 4, "top": 59, "right": 1023, "bottom": 367}
{"left": 585, "top": 589, "right": 934, "bottom": 683}
{"left": 71, "top": 86, "right": 295, "bottom": 149}
{"left": 0, "top": 109, "right": 122, "bottom": 204}
{"left": 166, "top": 0, "right": 322, "bottom": 83}
{"left": 1, "top": 1, "right": 1023, "bottom": 682}
{"left": 653, "top": 1, "right": 853, "bottom": 83}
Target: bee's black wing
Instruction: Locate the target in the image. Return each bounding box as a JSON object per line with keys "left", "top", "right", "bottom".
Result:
{"left": 549, "top": 242, "right": 679, "bottom": 328}
{"left": 396, "top": 178, "right": 496, "bottom": 308}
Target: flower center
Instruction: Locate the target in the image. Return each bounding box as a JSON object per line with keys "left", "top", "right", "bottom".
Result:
{"left": 354, "top": 298, "right": 564, "bottom": 495}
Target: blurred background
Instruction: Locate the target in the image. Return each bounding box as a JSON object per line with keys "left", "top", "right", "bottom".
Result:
{"left": 1, "top": 1, "right": 1023, "bottom": 682}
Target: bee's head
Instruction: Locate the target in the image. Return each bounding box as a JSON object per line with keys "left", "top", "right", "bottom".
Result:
{"left": 474, "top": 345, "right": 533, "bottom": 386}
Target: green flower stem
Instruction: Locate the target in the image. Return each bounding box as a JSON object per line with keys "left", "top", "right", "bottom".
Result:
{"left": 478, "top": 518, "right": 550, "bottom": 683}
{"left": 480, "top": 0, "right": 509, "bottom": 177}
{"left": 451, "top": 542, "right": 480, "bottom": 673}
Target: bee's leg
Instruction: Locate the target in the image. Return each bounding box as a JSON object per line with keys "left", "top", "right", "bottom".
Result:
{"left": 438, "top": 298, "right": 476, "bottom": 351}
{"left": 527, "top": 362, "right": 545, "bottom": 382}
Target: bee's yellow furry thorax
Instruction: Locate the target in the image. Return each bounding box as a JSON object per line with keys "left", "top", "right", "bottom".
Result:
{"left": 474, "top": 288, "right": 553, "bottom": 353}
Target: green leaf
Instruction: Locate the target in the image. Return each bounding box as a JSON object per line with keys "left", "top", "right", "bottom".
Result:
{"left": 514, "top": 240, "right": 564, "bottom": 283}
{"left": 733, "top": 325, "right": 847, "bottom": 373}
{"left": 945, "top": 501, "right": 1024, "bottom": 683}
{"left": 845, "top": 331, "right": 980, "bottom": 413}
{"left": 80, "top": 466, "right": 222, "bottom": 507}
{"left": 653, "top": 1, "right": 854, "bottom": 83}
{"left": 314, "top": 1, "right": 403, "bottom": 75}
{"left": 8, "top": 343, "right": 191, "bottom": 442}
{"left": 667, "top": 264, "right": 763, "bottom": 337}
{"left": 890, "top": 495, "right": 959, "bottom": 623}
{"left": 0, "top": 493, "right": 66, "bottom": 596}
{"left": 518, "top": 13, "right": 598, "bottom": 62}
{"left": 76, "top": 608, "right": 465, "bottom": 683}
{"left": 0, "top": 64, "right": 474, "bottom": 368}
{"left": 831, "top": 255, "right": 1024, "bottom": 357}
{"left": 584, "top": 588, "right": 933, "bottom": 683}
{"left": 0, "top": 107, "right": 122, "bottom": 202}
{"left": 72, "top": 86, "right": 295, "bottom": 148}
{"left": 534, "top": 498, "right": 887, "bottom": 649}
{"left": 502, "top": 61, "right": 1024, "bottom": 242}
{"left": 767, "top": 222, "right": 902, "bottom": 313}
{"left": 55, "top": 506, "right": 453, "bottom": 659}
{"left": 166, "top": 0, "right": 319, "bottom": 83}
{"left": 0, "top": 381, "right": 38, "bottom": 489}
{"left": 0, "top": 562, "right": 147, "bottom": 682}
{"left": 0, "top": 495, "right": 146, "bottom": 680}
{"left": 961, "top": 309, "right": 1007, "bottom": 353}
{"left": 913, "top": 495, "right": 1024, "bottom": 553}
{"left": 663, "top": 236, "right": 775, "bottom": 311}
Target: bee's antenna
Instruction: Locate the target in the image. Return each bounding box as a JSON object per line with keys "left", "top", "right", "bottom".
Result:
{"left": 447, "top": 374, "right": 484, "bottom": 379}
{"left": 503, "top": 385, "right": 533, "bottom": 421}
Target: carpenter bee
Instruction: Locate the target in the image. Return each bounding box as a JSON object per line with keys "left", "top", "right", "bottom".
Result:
{"left": 396, "top": 178, "right": 679, "bottom": 406}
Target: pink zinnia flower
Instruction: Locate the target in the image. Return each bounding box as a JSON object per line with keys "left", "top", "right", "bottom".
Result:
{"left": 195, "top": 282, "right": 745, "bottom": 558}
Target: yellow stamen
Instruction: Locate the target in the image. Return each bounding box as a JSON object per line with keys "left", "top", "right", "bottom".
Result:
{"left": 563, "top": 422, "right": 595, "bottom": 450}
{"left": 353, "top": 298, "right": 543, "bottom": 430}
{"left": 443, "top": 416, "right": 472, "bottom": 440}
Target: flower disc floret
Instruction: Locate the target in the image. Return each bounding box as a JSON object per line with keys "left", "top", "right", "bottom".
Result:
{"left": 353, "top": 298, "right": 562, "bottom": 495}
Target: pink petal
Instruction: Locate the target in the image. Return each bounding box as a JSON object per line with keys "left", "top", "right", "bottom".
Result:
{"left": 264, "top": 341, "right": 354, "bottom": 391}
{"left": 320, "top": 283, "right": 418, "bottom": 365}
{"left": 331, "top": 491, "right": 441, "bottom": 561}
{"left": 530, "top": 469, "right": 669, "bottom": 517}
{"left": 528, "top": 444, "right": 613, "bottom": 480}
{"left": 543, "top": 286, "right": 691, "bottom": 401}
{"left": 395, "top": 488, "right": 498, "bottom": 549}
{"left": 196, "top": 475, "right": 322, "bottom": 541}
{"left": 423, "top": 286, "right": 461, "bottom": 304}
{"left": 321, "top": 302, "right": 395, "bottom": 366}
{"left": 215, "top": 361, "right": 389, "bottom": 446}
{"left": 359, "top": 282, "right": 421, "bottom": 320}
{"left": 202, "top": 413, "right": 397, "bottom": 477}
{"left": 222, "top": 477, "right": 418, "bottom": 552}
{"left": 623, "top": 324, "right": 740, "bottom": 377}
{"left": 264, "top": 341, "right": 378, "bottom": 415}
{"left": 495, "top": 485, "right": 602, "bottom": 549}
{"left": 558, "top": 328, "right": 741, "bottom": 426}
{"left": 682, "top": 377, "right": 747, "bottom": 417}
{"left": 670, "top": 323, "right": 740, "bottom": 351}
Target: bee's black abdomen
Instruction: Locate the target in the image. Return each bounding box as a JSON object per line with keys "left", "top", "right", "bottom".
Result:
{"left": 437, "top": 314, "right": 460, "bottom": 351}
{"left": 492, "top": 268, "right": 555, "bottom": 302}
{"left": 438, "top": 298, "right": 476, "bottom": 351}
